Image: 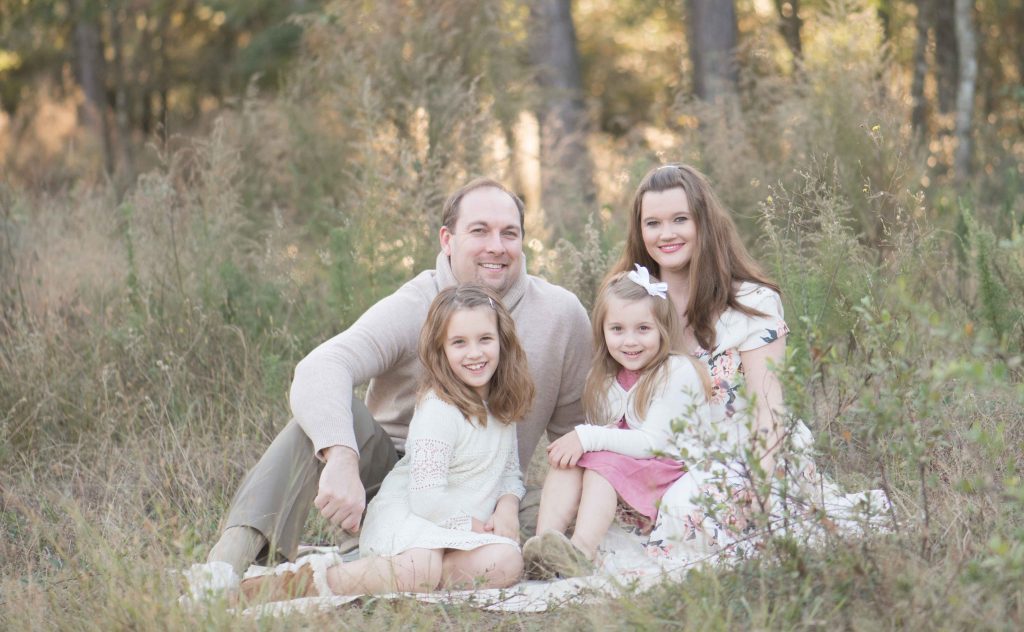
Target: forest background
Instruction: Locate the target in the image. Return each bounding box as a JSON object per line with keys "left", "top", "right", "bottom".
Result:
{"left": 1, "top": 0, "right": 1022, "bottom": 628}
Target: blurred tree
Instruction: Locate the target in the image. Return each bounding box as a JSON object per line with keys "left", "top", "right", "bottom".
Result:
{"left": 1, "top": 0, "right": 1022, "bottom": 201}
{"left": 0, "top": 0, "right": 322, "bottom": 181}
{"left": 953, "top": 0, "right": 976, "bottom": 181}
{"left": 529, "top": 0, "right": 596, "bottom": 243}
{"left": 71, "top": 0, "right": 112, "bottom": 173}
{"left": 686, "top": 0, "right": 738, "bottom": 103}
{"left": 909, "top": 1, "right": 931, "bottom": 136}
{"left": 876, "top": 0, "right": 894, "bottom": 40}
{"left": 574, "top": 0, "right": 686, "bottom": 136}
{"left": 973, "top": 0, "right": 1024, "bottom": 119}
{"left": 933, "top": 0, "right": 959, "bottom": 113}
{"left": 774, "top": 0, "right": 802, "bottom": 65}
{"left": 109, "top": 4, "right": 134, "bottom": 186}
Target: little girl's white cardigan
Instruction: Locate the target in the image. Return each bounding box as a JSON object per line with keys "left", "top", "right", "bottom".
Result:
{"left": 574, "top": 355, "right": 711, "bottom": 460}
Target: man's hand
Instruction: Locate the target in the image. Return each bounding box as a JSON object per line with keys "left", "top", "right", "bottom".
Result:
{"left": 484, "top": 495, "right": 520, "bottom": 542}
{"left": 547, "top": 430, "right": 584, "bottom": 469}
{"left": 314, "top": 446, "right": 366, "bottom": 533}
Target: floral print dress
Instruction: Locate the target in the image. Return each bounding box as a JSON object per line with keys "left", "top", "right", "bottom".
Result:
{"left": 642, "top": 283, "right": 890, "bottom": 562}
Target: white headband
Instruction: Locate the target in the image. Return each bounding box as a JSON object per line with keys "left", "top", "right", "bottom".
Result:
{"left": 627, "top": 264, "right": 668, "bottom": 300}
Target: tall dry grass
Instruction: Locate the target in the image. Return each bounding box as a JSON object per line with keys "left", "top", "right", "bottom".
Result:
{"left": 2, "top": 1, "right": 1023, "bottom": 629}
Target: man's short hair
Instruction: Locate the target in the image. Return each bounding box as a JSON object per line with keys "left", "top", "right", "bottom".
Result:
{"left": 441, "top": 178, "right": 526, "bottom": 233}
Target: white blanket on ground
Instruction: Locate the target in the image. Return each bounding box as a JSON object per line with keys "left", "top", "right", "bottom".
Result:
{"left": 234, "top": 525, "right": 691, "bottom": 617}
{"left": 184, "top": 491, "right": 891, "bottom": 618}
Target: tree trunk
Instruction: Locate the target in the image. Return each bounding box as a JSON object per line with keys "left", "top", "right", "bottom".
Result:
{"left": 72, "top": 0, "right": 114, "bottom": 174}
{"left": 934, "top": 0, "right": 959, "bottom": 114}
{"left": 910, "top": 0, "right": 930, "bottom": 135}
{"left": 773, "top": 0, "right": 802, "bottom": 66}
{"left": 877, "top": 0, "right": 893, "bottom": 42}
{"left": 1018, "top": 11, "right": 1024, "bottom": 110}
{"left": 687, "top": 0, "right": 739, "bottom": 103}
{"left": 502, "top": 119, "right": 525, "bottom": 205}
{"left": 110, "top": 9, "right": 136, "bottom": 188}
{"left": 953, "top": 0, "right": 977, "bottom": 182}
{"left": 529, "top": 0, "right": 595, "bottom": 244}
{"left": 157, "top": 86, "right": 169, "bottom": 142}
{"left": 153, "top": 7, "right": 174, "bottom": 143}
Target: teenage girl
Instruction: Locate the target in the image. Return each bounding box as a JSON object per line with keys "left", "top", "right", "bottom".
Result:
{"left": 238, "top": 283, "right": 534, "bottom": 601}
{"left": 523, "top": 266, "right": 710, "bottom": 578}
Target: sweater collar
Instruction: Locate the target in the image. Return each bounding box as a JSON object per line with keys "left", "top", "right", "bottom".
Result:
{"left": 435, "top": 251, "right": 529, "bottom": 311}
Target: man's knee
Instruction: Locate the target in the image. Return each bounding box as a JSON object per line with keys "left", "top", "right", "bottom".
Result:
{"left": 253, "top": 419, "right": 321, "bottom": 483}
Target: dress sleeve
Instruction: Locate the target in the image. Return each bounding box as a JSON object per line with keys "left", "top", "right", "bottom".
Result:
{"left": 405, "top": 396, "right": 474, "bottom": 531}
{"left": 735, "top": 285, "right": 790, "bottom": 352}
{"left": 495, "top": 428, "right": 526, "bottom": 501}
{"left": 575, "top": 359, "right": 708, "bottom": 459}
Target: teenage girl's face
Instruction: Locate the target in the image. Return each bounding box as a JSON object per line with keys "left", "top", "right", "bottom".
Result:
{"left": 443, "top": 305, "right": 500, "bottom": 399}
{"left": 640, "top": 187, "right": 697, "bottom": 275}
{"left": 603, "top": 296, "right": 661, "bottom": 372}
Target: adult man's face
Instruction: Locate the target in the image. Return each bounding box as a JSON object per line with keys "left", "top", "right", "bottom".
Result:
{"left": 440, "top": 186, "right": 524, "bottom": 294}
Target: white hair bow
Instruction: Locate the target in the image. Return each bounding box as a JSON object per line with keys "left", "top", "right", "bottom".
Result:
{"left": 627, "top": 264, "right": 668, "bottom": 299}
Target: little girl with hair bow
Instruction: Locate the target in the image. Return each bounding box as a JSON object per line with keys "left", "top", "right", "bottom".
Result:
{"left": 523, "top": 265, "right": 711, "bottom": 578}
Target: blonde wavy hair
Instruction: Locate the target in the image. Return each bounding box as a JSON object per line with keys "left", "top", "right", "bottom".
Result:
{"left": 583, "top": 271, "right": 710, "bottom": 425}
{"left": 418, "top": 283, "right": 534, "bottom": 425}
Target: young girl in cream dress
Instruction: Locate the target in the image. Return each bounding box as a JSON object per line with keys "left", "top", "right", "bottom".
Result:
{"left": 238, "top": 283, "right": 533, "bottom": 601}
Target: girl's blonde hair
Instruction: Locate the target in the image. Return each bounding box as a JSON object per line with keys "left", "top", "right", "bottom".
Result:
{"left": 612, "top": 164, "right": 779, "bottom": 351}
{"left": 583, "top": 271, "right": 710, "bottom": 424}
{"left": 418, "top": 283, "right": 534, "bottom": 425}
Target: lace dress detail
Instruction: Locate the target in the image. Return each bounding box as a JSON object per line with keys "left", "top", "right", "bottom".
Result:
{"left": 409, "top": 438, "right": 455, "bottom": 490}
{"left": 359, "top": 391, "right": 526, "bottom": 557}
{"left": 407, "top": 438, "right": 473, "bottom": 530}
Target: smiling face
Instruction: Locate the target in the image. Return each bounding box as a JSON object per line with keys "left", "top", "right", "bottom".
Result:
{"left": 640, "top": 187, "right": 697, "bottom": 275}
{"left": 443, "top": 305, "right": 500, "bottom": 399}
{"left": 602, "top": 295, "right": 662, "bottom": 372}
{"left": 440, "top": 186, "right": 523, "bottom": 294}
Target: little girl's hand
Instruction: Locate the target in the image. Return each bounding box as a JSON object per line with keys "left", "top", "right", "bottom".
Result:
{"left": 546, "top": 431, "right": 584, "bottom": 468}
{"left": 471, "top": 517, "right": 487, "bottom": 533}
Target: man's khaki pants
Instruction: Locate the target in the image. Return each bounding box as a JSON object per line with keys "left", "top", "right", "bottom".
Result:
{"left": 220, "top": 399, "right": 541, "bottom": 562}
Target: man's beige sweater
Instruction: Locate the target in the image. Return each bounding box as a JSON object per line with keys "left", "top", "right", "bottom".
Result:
{"left": 290, "top": 252, "right": 593, "bottom": 468}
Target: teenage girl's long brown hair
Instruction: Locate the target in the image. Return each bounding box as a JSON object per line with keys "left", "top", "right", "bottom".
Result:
{"left": 612, "top": 164, "right": 780, "bottom": 351}
{"left": 583, "top": 271, "right": 710, "bottom": 425}
{"left": 418, "top": 283, "right": 534, "bottom": 425}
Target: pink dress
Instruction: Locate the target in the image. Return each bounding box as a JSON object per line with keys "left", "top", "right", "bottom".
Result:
{"left": 577, "top": 368, "right": 687, "bottom": 525}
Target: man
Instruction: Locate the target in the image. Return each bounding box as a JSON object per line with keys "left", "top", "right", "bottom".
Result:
{"left": 207, "top": 178, "right": 592, "bottom": 576}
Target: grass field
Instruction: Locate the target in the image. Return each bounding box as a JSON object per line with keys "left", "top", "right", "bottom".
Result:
{"left": 2, "top": 21, "right": 1023, "bottom": 627}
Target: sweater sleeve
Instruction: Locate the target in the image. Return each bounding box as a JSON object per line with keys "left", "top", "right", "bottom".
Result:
{"left": 545, "top": 296, "right": 593, "bottom": 441}
{"left": 575, "top": 359, "right": 706, "bottom": 459}
{"left": 405, "top": 396, "right": 474, "bottom": 530}
{"left": 290, "top": 279, "right": 431, "bottom": 458}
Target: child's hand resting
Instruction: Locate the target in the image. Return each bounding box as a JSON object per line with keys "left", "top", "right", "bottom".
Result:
{"left": 484, "top": 496, "right": 521, "bottom": 542}
{"left": 547, "top": 430, "right": 584, "bottom": 468}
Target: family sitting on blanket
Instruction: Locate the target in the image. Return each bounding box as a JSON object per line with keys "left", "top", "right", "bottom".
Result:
{"left": 207, "top": 165, "right": 879, "bottom": 603}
